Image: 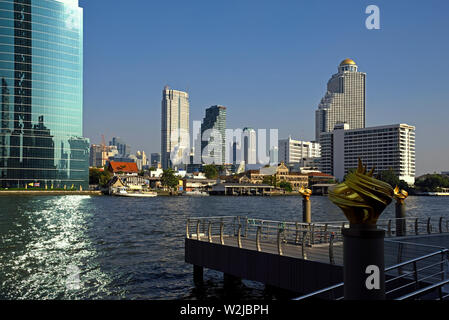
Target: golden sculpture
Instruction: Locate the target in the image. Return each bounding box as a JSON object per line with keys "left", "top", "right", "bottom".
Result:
{"left": 328, "top": 159, "right": 394, "bottom": 225}
{"left": 393, "top": 186, "right": 408, "bottom": 204}
{"left": 299, "top": 186, "right": 312, "bottom": 201}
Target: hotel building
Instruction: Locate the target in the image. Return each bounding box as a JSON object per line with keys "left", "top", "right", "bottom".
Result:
{"left": 0, "top": 0, "right": 89, "bottom": 189}
{"left": 315, "top": 58, "right": 366, "bottom": 142}
{"left": 278, "top": 138, "right": 320, "bottom": 166}
{"left": 320, "top": 123, "right": 416, "bottom": 185}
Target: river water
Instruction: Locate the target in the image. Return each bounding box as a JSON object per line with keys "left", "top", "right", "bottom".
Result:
{"left": 0, "top": 195, "right": 448, "bottom": 300}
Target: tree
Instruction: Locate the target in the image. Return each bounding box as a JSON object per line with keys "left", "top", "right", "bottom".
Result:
{"left": 89, "top": 168, "right": 101, "bottom": 185}
{"left": 263, "top": 175, "right": 278, "bottom": 188}
{"left": 203, "top": 165, "right": 219, "bottom": 179}
{"left": 161, "top": 169, "right": 179, "bottom": 190}
{"left": 376, "top": 169, "right": 410, "bottom": 191}
{"left": 89, "top": 167, "right": 112, "bottom": 187}
{"left": 415, "top": 174, "right": 449, "bottom": 192}
{"left": 279, "top": 181, "right": 292, "bottom": 192}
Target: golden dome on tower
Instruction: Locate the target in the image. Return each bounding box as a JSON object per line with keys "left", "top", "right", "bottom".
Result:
{"left": 340, "top": 58, "right": 357, "bottom": 66}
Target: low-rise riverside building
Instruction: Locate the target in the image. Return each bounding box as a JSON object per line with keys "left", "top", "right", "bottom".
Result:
{"left": 210, "top": 183, "right": 274, "bottom": 196}
{"left": 183, "top": 179, "right": 217, "bottom": 192}
{"left": 108, "top": 161, "right": 139, "bottom": 176}
{"left": 237, "top": 162, "right": 309, "bottom": 191}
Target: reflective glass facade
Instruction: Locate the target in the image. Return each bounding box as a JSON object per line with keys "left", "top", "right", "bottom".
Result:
{"left": 0, "top": 0, "right": 88, "bottom": 189}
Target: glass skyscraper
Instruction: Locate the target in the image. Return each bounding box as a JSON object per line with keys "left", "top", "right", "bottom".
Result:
{"left": 0, "top": 0, "right": 89, "bottom": 189}
{"left": 201, "top": 105, "right": 226, "bottom": 165}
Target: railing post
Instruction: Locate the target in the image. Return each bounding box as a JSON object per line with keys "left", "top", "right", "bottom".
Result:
{"left": 329, "top": 233, "right": 335, "bottom": 265}
{"left": 186, "top": 219, "right": 190, "bottom": 239}
{"left": 427, "top": 217, "right": 432, "bottom": 234}
{"left": 208, "top": 222, "right": 212, "bottom": 243}
{"left": 277, "top": 228, "right": 283, "bottom": 255}
{"left": 397, "top": 242, "right": 404, "bottom": 275}
{"left": 295, "top": 222, "right": 300, "bottom": 244}
{"left": 441, "top": 251, "right": 445, "bottom": 282}
{"left": 237, "top": 224, "right": 242, "bottom": 248}
{"left": 387, "top": 220, "right": 392, "bottom": 237}
{"left": 415, "top": 218, "right": 419, "bottom": 235}
{"left": 439, "top": 217, "right": 443, "bottom": 234}
{"left": 301, "top": 231, "right": 307, "bottom": 259}
{"left": 309, "top": 223, "right": 314, "bottom": 246}
{"left": 256, "top": 226, "right": 261, "bottom": 251}
{"left": 244, "top": 216, "right": 248, "bottom": 237}
{"left": 220, "top": 222, "right": 224, "bottom": 245}
{"left": 324, "top": 223, "right": 329, "bottom": 243}
{"left": 413, "top": 261, "right": 418, "bottom": 290}
{"left": 196, "top": 220, "right": 201, "bottom": 240}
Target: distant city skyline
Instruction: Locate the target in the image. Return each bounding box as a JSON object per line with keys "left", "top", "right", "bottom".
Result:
{"left": 82, "top": 0, "right": 449, "bottom": 176}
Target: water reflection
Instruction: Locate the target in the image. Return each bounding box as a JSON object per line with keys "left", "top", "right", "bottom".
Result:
{"left": 0, "top": 195, "right": 448, "bottom": 299}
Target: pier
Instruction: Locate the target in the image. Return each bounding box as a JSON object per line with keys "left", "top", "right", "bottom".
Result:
{"left": 185, "top": 216, "right": 449, "bottom": 299}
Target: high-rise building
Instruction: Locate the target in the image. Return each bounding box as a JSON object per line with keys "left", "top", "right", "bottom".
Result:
{"left": 315, "top": 58, "right": 366, "bottom": 142}
{"left": 243, "top": 128, "right": 257, "bottom": 165}
{"left": 320, "top": 123, "right": 416, "bottom": 185}
{"left": 109, "top": 137, "right": 131, "bottom": 157}
{"left": 151, "top": 153, "right": 161, "bottom": 167}
{"left": 0, "top": 0, "right": 89, "bottom": 189}
{"left": 278, "top": 138, "right": 321, "bottom": 165}
{"left": 161, "top": 86, "right": 189, "bottom": 169}
{"left": 201, "top": 106, "right": 226, "bottom": 165}
{"left": 135, "top": 151, "right": 147, "bottom": 171}
{"left": 89, "top": 144, "right": 118, "bottom": 168}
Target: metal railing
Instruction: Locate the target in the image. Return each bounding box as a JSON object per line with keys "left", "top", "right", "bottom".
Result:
{"left": 186, "top": 216, "right": 344, "bottom": 264}
{"left": 294, "top": 246, "right": 449, "bottom": 300}
{"left": 376, "top": 216, "right": 449, "bottom": 237}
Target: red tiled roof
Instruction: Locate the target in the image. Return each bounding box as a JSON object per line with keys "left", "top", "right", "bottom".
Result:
{"left": 307, "top": 172, "right": 334, "bottom": 177}
{"left": 109, "top": 161, "right": 139, "bottom": 173}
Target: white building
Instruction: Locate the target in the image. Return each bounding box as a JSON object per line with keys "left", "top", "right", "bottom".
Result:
{"left": 243, "top": 128, "right": 257, "bottom": 165}
{"left": 315, "top": 58, "right": 366, "bottom": 142}
{"left": 161, "top": 86, "right": 190, "bottom": 169}
{"left": 320, "top": 123, "right": 416, "bottom": 185}
{"left": 278, "top": 137, "right": 321, "bottom": 166}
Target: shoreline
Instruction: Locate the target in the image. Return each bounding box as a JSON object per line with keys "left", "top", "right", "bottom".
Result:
{"left": 0, "top": 190, "right": 103, "bottom": 196}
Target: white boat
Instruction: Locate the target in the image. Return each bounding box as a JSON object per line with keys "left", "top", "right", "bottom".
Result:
{"left": 114, "top": 188, "right": 157, "bottom": 197}
{"left": 184, "top": 190, "right": 209, "bottom": 196}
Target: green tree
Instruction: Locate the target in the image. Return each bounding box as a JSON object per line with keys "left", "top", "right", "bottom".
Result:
{"left": 376, "top": 169, "right": 410, "bottom": 191}
{"left": 415, "top": 174, "right": 449, "bottom": 192}
{"left": 89, "top": 167, "right": 112, "bottom": 187}
{"left": 263, "top": 175, "right": 278, "bottom": 188}
{"left": 279, "top": 181, "right": 292, "bottom": 192}
{"left": 89, "top": 168, "right": 102, "bottom": 185}
{"left": 161, "top": 169, "right": 179, "bottom": 190}
{"left": 203, "top": 165, "right": 219, "bottom": 179}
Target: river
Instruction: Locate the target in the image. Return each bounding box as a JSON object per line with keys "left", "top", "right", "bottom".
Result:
{"left": 1, "top": 195, "right": 448, "bottom": 300}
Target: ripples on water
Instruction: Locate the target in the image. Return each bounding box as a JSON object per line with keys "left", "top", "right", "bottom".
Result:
{"left": 0, "top": 195, "right": 447, "bottom": 300}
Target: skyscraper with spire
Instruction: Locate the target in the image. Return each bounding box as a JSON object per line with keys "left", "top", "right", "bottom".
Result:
{"left": 315, "top": 58, "right": 366, "bottom": 142}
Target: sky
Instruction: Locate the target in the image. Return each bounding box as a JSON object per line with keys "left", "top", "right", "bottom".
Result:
{"left": 81, "top": 0, "right": 449, "bottom": 176}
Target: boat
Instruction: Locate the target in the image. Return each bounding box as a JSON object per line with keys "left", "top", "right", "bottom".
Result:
{"left": 184, "top": 190, "right": 209, "bottom": 196}
{"left": 113, "top": 188, "right": 157, "bottom": 197}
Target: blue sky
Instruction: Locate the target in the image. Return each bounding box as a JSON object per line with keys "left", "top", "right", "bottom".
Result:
{"left": 81, "top": 0, "right": 449, "bottom": 175}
